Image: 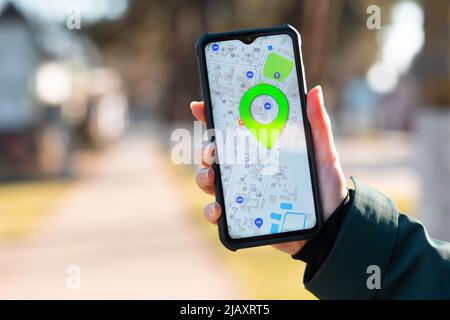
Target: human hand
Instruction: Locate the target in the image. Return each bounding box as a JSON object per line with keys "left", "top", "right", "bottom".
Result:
{"left": 190, "top": 86, "right": 347, "bottom": 255}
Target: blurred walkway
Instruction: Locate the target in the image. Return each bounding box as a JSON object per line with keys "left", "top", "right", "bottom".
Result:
{"left": 0, "top": 134, "right": 239, "bottom": 299}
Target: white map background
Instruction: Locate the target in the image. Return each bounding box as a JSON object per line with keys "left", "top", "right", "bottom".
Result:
{"left": 205, "top": 34, "right": 316, "bottom": 239}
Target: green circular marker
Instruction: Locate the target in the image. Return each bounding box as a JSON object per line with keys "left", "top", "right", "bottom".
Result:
{"left": 239, "top": 83, "right": 289, "bottom": 149}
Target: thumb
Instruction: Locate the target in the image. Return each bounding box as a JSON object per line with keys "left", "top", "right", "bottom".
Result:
{"left": 306, "top": 85, "right": 339, "bottom": 168}
{"left": 306, "top": 86, "right": 347, "bottom": 220}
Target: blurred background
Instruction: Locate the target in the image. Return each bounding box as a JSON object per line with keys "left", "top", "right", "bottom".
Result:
{"left": 0, "top": 0, "right": 448, "bottom": 299}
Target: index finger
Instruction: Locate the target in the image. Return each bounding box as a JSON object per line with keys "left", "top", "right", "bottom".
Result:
{"left": 190, "top": 101, "right": 206, "bottom": 124}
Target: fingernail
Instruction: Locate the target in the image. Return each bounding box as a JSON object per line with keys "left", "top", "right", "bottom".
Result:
{"left": 200, "top": 167, "right": 210, "bottom": 181}
{"left": 311, "top": 85, "right": 321, "bottom": 93}
{"left": 207, "top": 143, "right": 216, "bottom": 156}
{"left": 190, "top": 101, "right": 197, "bottom": 109}
{"left": 204, "top": 203, "right": 216, "bottom": 217}
{"left": 204, "top": 143, "right": 215, "bottom": 163}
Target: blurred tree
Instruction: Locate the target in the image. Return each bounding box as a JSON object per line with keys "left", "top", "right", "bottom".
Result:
{"left": 415, "top": 0, "right": 450, "bottom": 241}
{"left": 285, "top": 0, "right": 344, "bottom": 87}
{"left": 87, "top": 0, "right": 391, "bottom": 124}
{"left": 416, "top": 0, "right": 449, "bottom": 108}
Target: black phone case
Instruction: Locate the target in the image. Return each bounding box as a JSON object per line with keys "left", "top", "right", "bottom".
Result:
{"left": 195, "top": 24, "right": 323, "bottom": 251}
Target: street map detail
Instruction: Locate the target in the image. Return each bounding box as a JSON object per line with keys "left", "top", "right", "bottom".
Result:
{"left": 205, "top": 34, "right": 316, "bottom": 239}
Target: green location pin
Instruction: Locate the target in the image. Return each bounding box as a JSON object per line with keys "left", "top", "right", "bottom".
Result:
{"left": 239, "top": 83, "right": 289, "bottom": 149}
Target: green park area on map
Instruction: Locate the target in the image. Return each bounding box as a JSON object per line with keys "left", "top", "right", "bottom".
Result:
{"left": 263, "top": 52, "right": 294, "bottom": 82}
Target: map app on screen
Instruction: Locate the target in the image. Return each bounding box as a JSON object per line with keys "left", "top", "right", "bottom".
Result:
{"left": 204, "top": 34, "right": 317, "bottom": 239}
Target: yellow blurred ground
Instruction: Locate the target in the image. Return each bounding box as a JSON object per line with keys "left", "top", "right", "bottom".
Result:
{"left": 0, "top": 180, "right": 71, "bottom": 242}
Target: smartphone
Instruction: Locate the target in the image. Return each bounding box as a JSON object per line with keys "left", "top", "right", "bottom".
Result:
{"left": 195, "top": 24, "right": 322, "bottom": 250}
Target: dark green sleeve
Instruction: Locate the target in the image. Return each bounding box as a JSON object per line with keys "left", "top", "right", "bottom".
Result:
{"left": 303, "top": 178, "right": 450, "bottom": 300}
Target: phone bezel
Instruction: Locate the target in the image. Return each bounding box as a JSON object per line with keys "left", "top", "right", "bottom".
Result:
{"left": 195, "top": 24, "right": 323, "bottom": 250}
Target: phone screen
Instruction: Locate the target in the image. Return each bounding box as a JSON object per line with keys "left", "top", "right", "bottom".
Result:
{"left": 204, "top": 34, "right": 317, "bottom": 239}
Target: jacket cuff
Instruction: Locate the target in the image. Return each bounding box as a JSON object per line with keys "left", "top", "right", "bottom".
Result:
{"left": 303, "top": 177, "right": 398, "bottom": 299}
